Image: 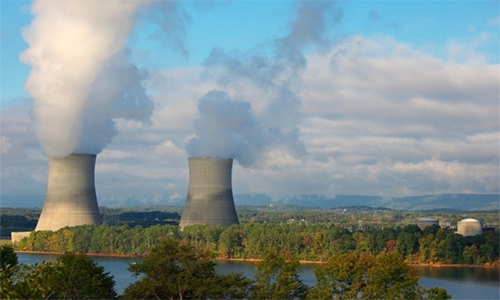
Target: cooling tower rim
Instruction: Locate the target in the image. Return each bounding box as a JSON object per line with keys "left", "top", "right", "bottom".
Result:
{"left": 188, "top": 157, "right": 234, "bottom": 162}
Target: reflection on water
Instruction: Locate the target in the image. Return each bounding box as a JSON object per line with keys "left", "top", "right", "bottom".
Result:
{"left": 416, "top": 266, "right": 499, "bottom": 286}
{"left": 16, "top": 253, "right": 500, "bottom": 299}
{"left": 416, "top": 266, "right": 499, "bottom": 300}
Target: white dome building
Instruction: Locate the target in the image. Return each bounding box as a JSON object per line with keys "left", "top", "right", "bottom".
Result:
{"left": 456, "top": 218, "right": 482, "bottom": 237}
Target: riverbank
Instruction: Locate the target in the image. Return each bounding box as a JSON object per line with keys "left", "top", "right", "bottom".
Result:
{"left": 14, "top": 250, "right": 499, "bottom": 268}
{"left": 15, "top": 250, "right": 143, "bottom": 258}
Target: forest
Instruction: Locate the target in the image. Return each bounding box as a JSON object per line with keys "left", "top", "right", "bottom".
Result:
{"left": 13, "top": 221, "right": 499, "bottom": 266}
{"left": 3, "top": 205, "right": 498, "bottom": 299}
{"left": 2, "top": 242, "right": 452, "bottom": 300}
{"left": 4, "top": 205, "right": 499, "bottom": 266}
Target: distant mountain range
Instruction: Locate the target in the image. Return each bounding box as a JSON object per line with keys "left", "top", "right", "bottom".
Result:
{"left": 233, "top": 193, "right": 500, "bottom": 211}
{"left": 1, "top": 193, "right": 498, "bottom": 211}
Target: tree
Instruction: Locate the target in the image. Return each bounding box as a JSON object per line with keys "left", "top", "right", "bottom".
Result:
{"left": 1, "top": 252, "right": 115, "bottom": 300}
{"left": 308, "top": 252, "right": 449, "bottom": 300}
{"left": 422, "top": 287, "right": 452, "bottom": 300}
{"left": 219, "top": 224, "right": 244, "bottom": 258}
{"left": 123, "top": 239, "right": 252, "bottom": 300}
{"left": 0, "top": 245, "right": 18, "bottom": 268}
{"left": 308, "top": 253, "right": 367, "bottom": 300}
{"left": 396, "top": 232, "right": 418, "bottom": 258}
{"left": 45, "top": 252, "right": 117, "bottom": 299}
{"left": 249, "top": 249, "right": 309, "bottom": 300}
{"left": 363, "top": 252, "right": 421, "bottom": 300}
{"left": 1, "top": 262, "right": 55, "bottom": 299}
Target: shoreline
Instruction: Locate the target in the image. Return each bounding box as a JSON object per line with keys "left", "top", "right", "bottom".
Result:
{"left": 15, "top": 250, "right": 144, "bottom": 258}
{"left": 15, "top": 250, "right": 499, "bottom": 268}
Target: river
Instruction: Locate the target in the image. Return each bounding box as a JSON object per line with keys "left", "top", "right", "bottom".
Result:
{"left": 17, "top": 253, "right": 499, "bottom": 299}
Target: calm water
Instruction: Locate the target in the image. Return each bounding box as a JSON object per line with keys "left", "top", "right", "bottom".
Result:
{"left": 17, "top": 253, "right": 500, "bottom": 299}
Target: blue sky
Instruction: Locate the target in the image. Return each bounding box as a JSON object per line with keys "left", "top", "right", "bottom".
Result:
{"left": 1, "top": 0, "right": 499, "bottom": 207}
{"left": 3, "top": 1, "right": 498, "bottom": 103}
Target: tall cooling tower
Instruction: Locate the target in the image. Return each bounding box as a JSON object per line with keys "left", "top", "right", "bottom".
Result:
{"left": 179, "top": 158, "right": 239, "bottom": 228}
{"left": 35, "top": 153, "right": 102, "bottom": 231}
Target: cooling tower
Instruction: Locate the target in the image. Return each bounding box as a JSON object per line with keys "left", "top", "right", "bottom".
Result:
{"left": 35, "top": 154, "right": 102, "bottom": 231}
{"left": 179, "top": 158, "right": 239, "bottom": 228}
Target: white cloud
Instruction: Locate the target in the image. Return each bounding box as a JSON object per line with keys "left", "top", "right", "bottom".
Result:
{"left": 1, "top": 35, "right": 498, "bottom": 205}
{"left": 487, "top": 16, "right": 500, "bottom": 27}
{"left": 1, "top": 136, "right": 13, "bottom": 155}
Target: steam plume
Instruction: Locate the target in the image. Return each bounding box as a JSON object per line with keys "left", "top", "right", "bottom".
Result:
{"left": 194, "top": 1, "right": 339, "bottom": 166}
{"left": 21, "top": 0, "right": 156, "bottom": 157}
{"left": 186, "top": 90, "right": 305, "bottom": 167}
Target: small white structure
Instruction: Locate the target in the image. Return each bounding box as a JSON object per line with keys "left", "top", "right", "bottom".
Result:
{"left": 456, "top": 218, "right": 482, "bottom": 237}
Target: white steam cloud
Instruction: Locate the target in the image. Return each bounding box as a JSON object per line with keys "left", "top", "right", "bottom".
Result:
{"left": 21, "top": 0, "right": 154, "bottom": 157}
{"left": 190, "top": 1, "right": 340, "bottom": 167}
{"left": 186, "top": 90, "right": 305, "bottom": 167}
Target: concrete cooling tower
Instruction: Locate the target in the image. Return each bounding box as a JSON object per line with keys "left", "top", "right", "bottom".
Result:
{"left": 35, "top": 153, "right": 102, "bottom": 231}
{"left": 179, "top": 158, "right": 239, "bottom": 228}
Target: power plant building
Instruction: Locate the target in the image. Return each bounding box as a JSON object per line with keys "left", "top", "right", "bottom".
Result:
{"left": 456, "top": 218, "right": 482, "bottom": 237}
{"left": 417, "top": 217, "right": 439, "bottom": 231}
{"left": 35, "top": 153, "right": 102, "bottom": 231}
{"left": 180, "top": 157, "right": 239, "bottom": 228}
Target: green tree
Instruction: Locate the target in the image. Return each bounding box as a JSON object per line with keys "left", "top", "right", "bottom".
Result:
{"left": 123, "top": 239, "right": 251, "bottom": 300}
{"left": 1, "top": 252, "right": 115, "bottom": 300}
{"left": 396, "top": 232, "right": 418, "bottom": 258}
{"left": 0, "top": 245, "right": 18, "bottom": 268}
{"left": 249, "top": 249, "right": 308, "bottom": 300}
{"left": 219, "top": 224, "right": 244, "bottom": 258}
{"left": 1, "top": 262, "right": 55, "bottom": 299}
{"left": 308, "top": 253, "right": 367, "bottom": 300}
{"left": 443, "top": 233, "right": 465, "bottom": 263}
{"left": 45, "top": 252, "right": 117, "bottom": 299}
{"left": 422, "top": 287, "right": 452, "bottom": 300}
{"left": 363, "top": 252, "right": 421, "bottom": 300}
{"left": 309, "top": 252, "right": 448, "bottom": 300}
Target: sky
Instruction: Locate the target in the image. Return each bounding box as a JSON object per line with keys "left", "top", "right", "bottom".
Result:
{"left": 1, "top": 0, "right": 499, "bottom": 207}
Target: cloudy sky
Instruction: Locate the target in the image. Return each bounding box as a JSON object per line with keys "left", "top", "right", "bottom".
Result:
{"left": 1, "top": 0, "right": 499, "bottom": 207}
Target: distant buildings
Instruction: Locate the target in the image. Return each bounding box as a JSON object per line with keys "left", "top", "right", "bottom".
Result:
{"left": 416, "top": 217, "right": 439, "bottom": 230}
{"left": 415, "top": 217, "right": 486, "bottom": 237}
{"left": 456, "top": 218, "right": 482, "bottom": 237}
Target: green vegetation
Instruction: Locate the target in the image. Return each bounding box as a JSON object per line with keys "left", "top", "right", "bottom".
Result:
{"left": 2, "top": 205, "right": 498, "bottom": 299}
{"left": 0, "top": 208, "right": 40, "bottom": 239}
{"left": 249, "top": 249, "right": 308, "bottom": 300}
{"left": 2, "top": 242, "right": 450, "bottom": 300}
{"left": 0, "top": 245, "right": 116, "bottom": 299}
{"left": 14, "top": 221, "right": 499, "bottom": 266}
{"left": 309, "top": 252, "right": 451, "bottom": 300}
{"left": 0, "top": 207, "right": 182, "bottom": 238}
{"left": 123, "top": 239, "right": 252, "bottom": 299}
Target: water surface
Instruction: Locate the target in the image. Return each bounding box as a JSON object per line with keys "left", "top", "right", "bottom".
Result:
{"left": 17, "top": 253, "right": 499, "bottom": 299}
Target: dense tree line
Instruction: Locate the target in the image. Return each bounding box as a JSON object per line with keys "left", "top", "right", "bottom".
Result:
{"left": 15, "top": 222, "right": 499, "bottom": 265}
{"left": 0, "top": 215, "right": 38, "bottom": 229}
{"left": 1, "top": 243, "right": 450, "bottom": 300}
{"left": 1, "top": 245, "right": 116, "bottom": 299}
{"left": 4, "top": 205, "right": 499, "bottom": 230}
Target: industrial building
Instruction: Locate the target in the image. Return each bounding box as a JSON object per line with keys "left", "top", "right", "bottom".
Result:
{"left": 417, "top": 217, "right": 439, "bottom": 231}
{"left": 35, "top": 153, "right": 102, "bottom": 231}
{"left": 456, "top": 218, "right": 482, "bottom": 237}
{"left": 180, "top": 157, "right": 239, "bottom": 228}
